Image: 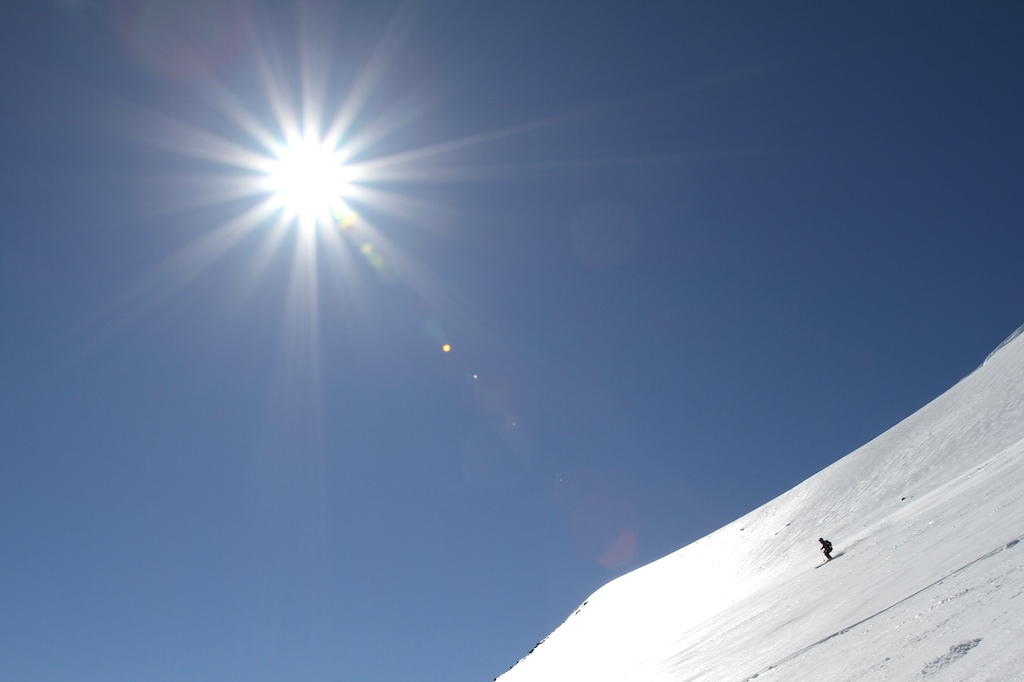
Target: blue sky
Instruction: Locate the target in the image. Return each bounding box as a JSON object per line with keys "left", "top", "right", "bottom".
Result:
{"left": 2, "top": 2, "right": 1022, "bottom": 681}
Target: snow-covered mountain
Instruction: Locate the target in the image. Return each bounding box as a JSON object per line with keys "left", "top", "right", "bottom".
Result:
{"left": 498, "top": 326, "right": 1024, "bottom": 682}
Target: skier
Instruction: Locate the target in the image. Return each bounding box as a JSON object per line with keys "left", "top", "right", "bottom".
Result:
{"left": 819, "top": 537, "right": 833, "bottom": 561}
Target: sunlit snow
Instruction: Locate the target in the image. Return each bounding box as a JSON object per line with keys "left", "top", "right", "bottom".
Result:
{"left": 498, "top": 325, "right": 1024, "bottom": 681}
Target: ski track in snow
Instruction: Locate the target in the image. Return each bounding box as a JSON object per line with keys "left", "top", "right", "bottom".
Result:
{"left": 497, "top": 328, "right": 1024, "bottom": 682}
{"left": 743, "top": 532, "right": 1024, "bottom": 681}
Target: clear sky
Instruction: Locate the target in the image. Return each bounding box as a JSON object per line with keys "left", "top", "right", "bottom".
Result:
{"left": 1, "top": 2, "right": 1022, "bottom": 681}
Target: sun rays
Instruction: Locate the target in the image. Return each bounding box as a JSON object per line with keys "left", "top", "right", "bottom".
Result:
{"left": 118, "top": 18, "right": 435, "bottom": 315}
{"left": 98, "top": 10, "right": 606, "bottom": 397}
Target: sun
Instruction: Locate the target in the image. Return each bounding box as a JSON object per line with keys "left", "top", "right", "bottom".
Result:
{"left": 122, "top": 12, "right": 557, "bottom": 327}
{"left": 263, "top": 132, "right": 355, "bottom": 232}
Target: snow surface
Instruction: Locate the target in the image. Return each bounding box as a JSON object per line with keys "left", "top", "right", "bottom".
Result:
{"left": 497, "top": 329, "right": 1024, "bottom": 682}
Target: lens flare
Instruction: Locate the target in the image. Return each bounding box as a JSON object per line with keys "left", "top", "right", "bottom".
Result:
{"left": 106, "top": 11, "right": 586, "bottom": 402}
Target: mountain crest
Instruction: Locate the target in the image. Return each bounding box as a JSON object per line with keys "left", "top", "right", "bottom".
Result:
{"left": 499, "top": 327, "right": 1024, "bottom": 681}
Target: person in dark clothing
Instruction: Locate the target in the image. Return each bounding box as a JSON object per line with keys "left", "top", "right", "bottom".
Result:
{"left": 819, "top": 537, "right": 833, "bottom": 560}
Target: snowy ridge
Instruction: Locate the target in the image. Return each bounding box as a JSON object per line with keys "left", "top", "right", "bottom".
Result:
{"left": 985, "top": 323, "right": 1024, "bottom": 365}
{"left": 498, "top": 329, "right": 1024, "bottom": 681}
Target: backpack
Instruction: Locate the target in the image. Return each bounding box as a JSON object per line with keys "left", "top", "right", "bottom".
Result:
{"left": 823, "top": 540, "right": 832, "bottom": 553}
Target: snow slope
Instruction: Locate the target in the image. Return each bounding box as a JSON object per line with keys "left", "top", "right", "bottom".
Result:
{"left": 498, "top": 327, "right": 1024, "bottom": 682}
